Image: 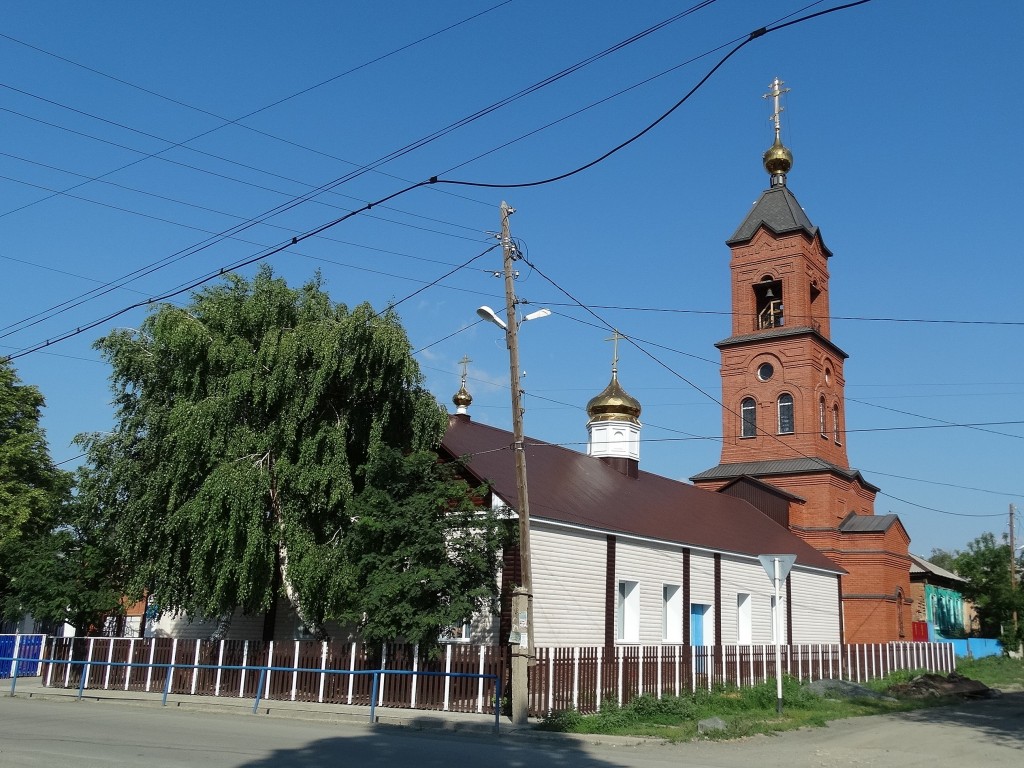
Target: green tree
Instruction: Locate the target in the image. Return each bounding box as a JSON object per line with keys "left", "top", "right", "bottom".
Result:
{"left": 0, "top": 359, "right": 80, "bottom": 629}
{"left": 0, "top": 487, "right": 125, "bottom": 634}
{"left": 926, "top": 548, "right": 958, "bottom": 573}
{"left": 0, "top": 359, "right": 66, "bottom": 550}
{"left": 343, "top": 445, "right": 508, "bottom": 651}
{"left": 82, "top": 267, "right": 503, "bottom": 642}
{"left": 953, "top": 532, "right": 1024, "bottom": 652}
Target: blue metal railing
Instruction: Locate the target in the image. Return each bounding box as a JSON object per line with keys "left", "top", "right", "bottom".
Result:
{"left": 2, "top": 654, "right": 502, "bottom": 733}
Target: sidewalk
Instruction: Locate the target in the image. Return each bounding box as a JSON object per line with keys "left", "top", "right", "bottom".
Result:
{"left": 5, "top": 674, "right": 516, "bottom": 735}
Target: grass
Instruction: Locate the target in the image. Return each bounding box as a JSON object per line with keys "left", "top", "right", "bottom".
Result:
{"left": 957, "top": 655, "right": 1024, "bottom": 690}
{"left": 535, "top": 657, "right": 1024, "bottom": 742}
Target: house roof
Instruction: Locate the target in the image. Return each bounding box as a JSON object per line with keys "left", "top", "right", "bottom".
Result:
{"left": 690, "top": 458, "right": 881, "bottom": 494}
{"left": 909, "top": 553, "right": 965, "bottom": 582}
{"left": 726, "top": 185, "right": 831, "bottom": 257}
{"left": 442, "top": 416, "right": 843, "bottom": 574}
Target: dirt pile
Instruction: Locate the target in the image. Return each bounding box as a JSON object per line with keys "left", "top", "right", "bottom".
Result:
{"left": 887, "top": 672, "right": 1000, "bottom": 699}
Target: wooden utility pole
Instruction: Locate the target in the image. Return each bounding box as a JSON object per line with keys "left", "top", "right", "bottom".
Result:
{"left": 499, "top": 201, "right": 534, "bottom": 725}
{"left": 1011, "top": 504, "right": 1018, "bottom": 640}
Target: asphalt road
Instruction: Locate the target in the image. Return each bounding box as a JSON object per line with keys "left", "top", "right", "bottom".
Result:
{"left": 0, "top": 692, "right": 1021, "bottom": 767}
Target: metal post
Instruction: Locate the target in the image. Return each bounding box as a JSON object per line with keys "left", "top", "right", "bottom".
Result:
{"left": 774, "top": 557, "right": 783, "bottom": 713}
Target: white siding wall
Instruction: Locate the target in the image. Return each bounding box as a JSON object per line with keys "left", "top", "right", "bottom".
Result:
{"left": 149, "top": 602, "right": 355, "bottom": 643}
{"left": 616, "top": 540, "right": 684, "bottom": 645}
{"left": 720, "top": 554, "right": 777, "bottom": 644}
{"left": 530, "top": 524, "right": 608, "bottom": 646}
{"left": 789, "top": 569, "right": 841, "bottom": 643}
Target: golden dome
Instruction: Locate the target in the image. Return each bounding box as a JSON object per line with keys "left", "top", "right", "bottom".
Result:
{"left": 586, "top": 373, "right": 641, "bottom": 424}
{"left": 763, "top": 137, "right": 793, "bottom": 177}
{"left": 453, "top": 383, "right": 472, "bottom": 409}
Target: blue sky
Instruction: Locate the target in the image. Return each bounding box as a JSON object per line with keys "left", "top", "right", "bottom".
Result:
{"left": 2, "top": 1, "right": 1022, "bottom": 557}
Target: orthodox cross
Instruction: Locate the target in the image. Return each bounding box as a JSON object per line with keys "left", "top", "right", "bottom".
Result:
{"left": 763, "top": 77, "right": 790, "bottom": 141}
{"left": 605, "top": 330, "right": 624, "bottom": 375}
{"left": 458, "top": 354, "right": 472, "bottom": 386}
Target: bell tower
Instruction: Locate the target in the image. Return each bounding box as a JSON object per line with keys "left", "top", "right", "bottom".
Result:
{"left": 692, "top": 79, "right": 911, "bottom": 644}
{"left": 717, "top": 77, "right": 849, "bottom": 469}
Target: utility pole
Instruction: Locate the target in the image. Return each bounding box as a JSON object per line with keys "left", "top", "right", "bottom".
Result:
{"left": 499, "top": 201, "right": 534, "bottom": 725}
{"left": 1011, "top": 504, "right": 1018, "bottom": 641}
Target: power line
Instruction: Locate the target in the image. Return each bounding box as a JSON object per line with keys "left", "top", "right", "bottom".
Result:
{"left": 542, "top": 301, "right": 1024, "bottom": 328}
{"left": 434, "top": 2, "right": 873, "bottom": 189}
{"left": 0, "top": 1, "right": 720, "bottom": 343}
{"left": 2, "top": 1, "right": 872, "bottom": 363}
{"left": 0, "top": 3, "right": 507, "bottom": 215}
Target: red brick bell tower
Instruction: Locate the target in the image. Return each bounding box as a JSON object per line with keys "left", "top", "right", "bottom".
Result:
{"left": 692, "top": 79, "right": 911, "bottom": 644}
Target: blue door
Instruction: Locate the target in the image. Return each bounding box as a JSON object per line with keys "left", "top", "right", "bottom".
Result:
{"left": 690, "top": 604, "right": 706, "bottom": 645}
{"left": 690, "top": 604, "right": 708, "bottom": 674}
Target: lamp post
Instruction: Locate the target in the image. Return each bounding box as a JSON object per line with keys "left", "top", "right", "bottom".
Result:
{"left": 477, "top": 201, "right": 548, "bottom": 725}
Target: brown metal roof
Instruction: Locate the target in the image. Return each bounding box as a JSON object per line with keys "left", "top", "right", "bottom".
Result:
{"left": 443, "top": 416, "right": 843, "bottom": 574}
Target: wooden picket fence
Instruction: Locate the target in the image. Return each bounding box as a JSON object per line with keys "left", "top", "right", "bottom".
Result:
{"left": 530, "top": 642, "right": 956, "bottom": 715}
{"left": 36, "top": 636, "right": 954, "bottom": 718}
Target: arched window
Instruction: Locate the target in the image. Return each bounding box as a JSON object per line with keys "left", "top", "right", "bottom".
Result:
{"left": 819, "top": 396, "right": 826, "bottom": 436}
{"left": 777, "top": 393, "right": 794, "bottom": 434}
{"left": 741, "top": 398, "right": 756, "bottom": 438}
{"left": 832, "top": 404, "right": 841, "bottom": 445}
{"left": 896, "top": 588, "right": 906, "bottom": 638}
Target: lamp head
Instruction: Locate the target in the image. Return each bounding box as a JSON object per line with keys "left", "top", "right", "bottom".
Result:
{"left": 476, "top": 305, "right": 507, "bottom": 330}
{"left": 522, "top": 308, "right": 552, "bottom": 323}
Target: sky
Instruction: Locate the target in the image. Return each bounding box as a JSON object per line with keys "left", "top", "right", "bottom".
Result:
{"left": 1, "top": 1, "right": 1022, "bottom": 558}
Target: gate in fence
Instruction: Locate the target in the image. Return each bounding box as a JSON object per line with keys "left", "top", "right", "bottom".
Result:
{"left": 0, "top": 634, "right": 44, "bottom": 678}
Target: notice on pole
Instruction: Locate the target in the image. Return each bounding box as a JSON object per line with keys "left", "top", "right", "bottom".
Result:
{"left": 758, "top": 554, "right": 796, "bottom": 583}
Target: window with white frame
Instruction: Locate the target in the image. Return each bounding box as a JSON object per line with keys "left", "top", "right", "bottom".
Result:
{"left": 736, "top": 593, "right": 752, "bottom": 645}
{"left": 617, "top": 580, "right": 639, "bottom": 643}
{"left": 832, "top": 404, "right": 842, "bottom": 445}
{"left": 663, "top": 584, "right": 682, "bottom": 642}
{"left": 439, "top": 622, "right": 471, "bottom": 643}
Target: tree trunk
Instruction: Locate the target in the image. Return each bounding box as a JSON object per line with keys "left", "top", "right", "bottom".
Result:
{"left": 207, "top": 613, "right": 232, "bottom": 643}
{"left": 277, "top": 539, "right": 329, "bottom": 642}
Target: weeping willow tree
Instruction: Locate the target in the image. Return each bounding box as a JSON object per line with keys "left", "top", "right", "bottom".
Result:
{"left": 80, "top": 267, "right": 503, "bottom": 642}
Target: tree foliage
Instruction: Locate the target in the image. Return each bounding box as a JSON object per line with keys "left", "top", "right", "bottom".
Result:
{"left": 951, "top": 532, "right": 1024, "bottom": 651}
{"left": 0, "top": 359, "right": 89, "bottom": 629}
{"left": 82, "top": 267, "right": 503, "bottom": 642}
{"left": 342, "top": 445, "right": 508, "bottom": 651}
{"left": 0, "top": 360, "right": 67, "bottom": 550}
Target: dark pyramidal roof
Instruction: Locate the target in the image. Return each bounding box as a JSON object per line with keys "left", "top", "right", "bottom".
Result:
{"left": 727, "top": 185, "right": 831, "bottom": 257}
{"left": 442, "top": 416, "right": 842, "bottom": 574}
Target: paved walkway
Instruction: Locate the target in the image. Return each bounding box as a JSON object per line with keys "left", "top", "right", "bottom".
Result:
{"left": 4, "top": 674, "right": 523, "bottom": 736}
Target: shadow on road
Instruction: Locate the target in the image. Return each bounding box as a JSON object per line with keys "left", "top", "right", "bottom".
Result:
{"left": 891, "top": 691, "right": 1024, "bottom": 749}
{"left": 233, "top": 715, "right": 630, "bottom": 768}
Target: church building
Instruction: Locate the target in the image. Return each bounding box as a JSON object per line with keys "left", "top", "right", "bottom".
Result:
{"left": 691, "top": 79, "right": 912, "bottom": 643}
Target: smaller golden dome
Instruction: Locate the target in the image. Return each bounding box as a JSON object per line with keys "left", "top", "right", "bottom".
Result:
{"left": 453, "top": 383, "right": 472, "bottom": 409}
{"left": 763, "top": 137, "right": 793, "bottom": 177}
{"left": 586, "top": 373, "right": 641, "bottom": 424}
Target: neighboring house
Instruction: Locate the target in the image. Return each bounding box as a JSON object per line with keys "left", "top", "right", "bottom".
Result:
{"left": 442, "top": 362, "right": 846, "bottom": 648}
{"left": 909, "top": 553, "right": 971, "bottom": 640}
